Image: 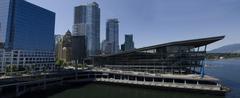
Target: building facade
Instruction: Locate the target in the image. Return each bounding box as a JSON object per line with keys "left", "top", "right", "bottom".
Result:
{"left": 71, "top": 35, "right": 86, "bottom": 64}
{"left": 101, "top": 40, "right": 113, "bottom": 55}
{"left": 61, "top": 31, "right": 72, "bottom": 62}
{"left": 0, "top": 0, "right": 55, "bottom": 72}
{"left": 73, "top": 2, "right": 100, "bottom": 57}
{"left": 0, "top": 50, "right": 55, "bottom": 72}
{"left": 103, "top": 19, "right": 119, "bottom": 54}
{"left": 121, "top": 34, "right": 134, "bottom": 51}
{"left": 0, "top": 0, "right": 55, "bottom": 51}
{"left": 93, "top": 36, "right": 225, "bottom": 77}
{"left": 55, "top": 34, "right": 63, "bottom": 61}
{"left": 55, "top": 31, "right": 73, "bottom": 63}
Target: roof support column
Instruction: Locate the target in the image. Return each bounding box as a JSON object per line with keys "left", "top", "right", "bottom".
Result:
{"left": 201, "top": 45, "right": 207, "bottom": 78}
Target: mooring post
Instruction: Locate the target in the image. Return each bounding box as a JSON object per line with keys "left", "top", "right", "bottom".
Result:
{"left": 197, "top": 81, "right": 199, "bottom": 85}
{"left": 101, "top": 73, "right": 103, "bottom": 80}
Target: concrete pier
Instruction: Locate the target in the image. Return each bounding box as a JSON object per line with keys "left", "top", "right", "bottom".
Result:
{"left": 0, "top": 69, "right": 230, "bottom": 97}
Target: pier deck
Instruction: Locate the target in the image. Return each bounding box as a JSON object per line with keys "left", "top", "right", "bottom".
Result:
{"left": 96, "top": 78, "right": 221, "bottom": 91}
{"left": 92, "top": 69, "right": 219, "bottom": 81}
{"left": 0, "top": 69, "right": 229, "bottom": 97}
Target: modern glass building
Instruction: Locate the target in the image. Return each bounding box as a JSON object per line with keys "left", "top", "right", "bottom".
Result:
{"left": 0, "top": 0, "right": 55, "bottom": 72}
{"left": 93, "top": 36, "right": 225, "bottom": 77}
{"left": 73, "top": 2, "right": 100, "bottom": 57}
{"left": 121, "top": 34, "right": 134, "bottom": 51}
{"left": 0, "top": 0, "right": 55, "bottom": 51}
{"left": 0, "top": 0, "right": 11, "bottom": 44}
{"left": 104, "top": 19, "right": 119, "bottom": 54}
{"left": 91, "top": 36, "right": 230, "bottom": 94}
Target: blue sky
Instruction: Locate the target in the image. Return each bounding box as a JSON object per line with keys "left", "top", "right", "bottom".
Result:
{"left": 27, "top": 0, "right": 240, "bottom": 50}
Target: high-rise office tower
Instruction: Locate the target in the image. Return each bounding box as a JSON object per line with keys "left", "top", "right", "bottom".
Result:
{"left": 55, "top": 34, "right": 63, "bottom": 61}
{"left": 73, "top": 2, "right": 100, "bottom": 57}
{"left": 0, "top": 0, "right": 55, "bottom": 51}
{"left": 0, "top": 0, "right": 55, "bottom": 72}
{"left": 104, "top": 19, "right": 119, "bottom": 54}
{"left": 121, "top": 34, "right": 135, "bottom": 51}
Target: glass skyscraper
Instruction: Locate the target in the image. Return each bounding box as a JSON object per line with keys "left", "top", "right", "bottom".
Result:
{"left": 103, "top": 19, "right": 119, "bottom": 54}
{"left": 0, "top": 0, "right": 55, "bottom": 51}
{"left": 0, "top": 0, "right": 55, "bottom": 72}
{"left": 0, "top": 0, "right": 11, "bottom": 44}
{"left": 121, "top": 34, "right": 135, "bottom": 51}
{"left": 73, "top": 2, "right": 100, "bottom": 57}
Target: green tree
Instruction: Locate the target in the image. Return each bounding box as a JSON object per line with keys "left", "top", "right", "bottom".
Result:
{"left": 5, "top": 64, "right": 18, "bottom": 75}
{"left": 24, "top": 64, "right": 37, "bottom": 74}
{"left": 56, "top": 59, "right": 65, "bottom": 69}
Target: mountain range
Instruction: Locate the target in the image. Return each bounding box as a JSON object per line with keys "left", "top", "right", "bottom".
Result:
{"left": 209, "top": 44, "right": 240, "bottom": 53}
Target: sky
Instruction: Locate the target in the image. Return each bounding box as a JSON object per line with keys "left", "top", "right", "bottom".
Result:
{"left": 27, "top": 0, "right": 240, "bottom": 50}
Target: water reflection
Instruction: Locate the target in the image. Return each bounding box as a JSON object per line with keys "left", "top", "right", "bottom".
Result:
{"left": 48, "top": 83, "right": 224, "bottom": 98}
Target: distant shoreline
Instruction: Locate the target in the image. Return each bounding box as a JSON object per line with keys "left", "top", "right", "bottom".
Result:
{"left": 206, "top": 53, "right": 240, "bottom": 60}
{"left": 207, "top": 57, "right": 240, "bottom": 61}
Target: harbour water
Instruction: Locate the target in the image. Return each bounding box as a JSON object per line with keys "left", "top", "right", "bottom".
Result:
{"left": 21, "top": 59, "right": 240, "bottom": 98}
{"left": 206, "top": 58, "right": 240, "bottom": 98}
